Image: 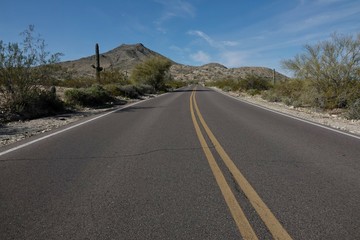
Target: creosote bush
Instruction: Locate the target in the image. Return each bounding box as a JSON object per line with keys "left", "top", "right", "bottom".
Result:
{"left": 59, "top": 77, "right": 97, "bottom": 88}
{"left": 347, "top": 99, "right": 360, "bottom": 120}
{"left": 206, "top": 75, "right": 271, "bottom": 94}
{"left": 261, "top": 79, "right": 308, "bottom": 106}
{"left": 0, "top": 25, "right": 64, "bottom": 120}
{"left": 131, "top": 57, "right": 172, "bottom": 91}
{"left": 4, "top": 88, "right": 64, "bottom": 121}
{"left": 64, "top": 85, "right": 114, "bottom": 107}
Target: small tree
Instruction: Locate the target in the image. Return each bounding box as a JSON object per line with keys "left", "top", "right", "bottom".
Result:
{"left": 281, "top": 32, "right": 360, "bottom": 108}
{"left": 0, "top": 25, "right": 63, "bottom": 120}
{"left": 131, "top": 57, "right": 172, "bottom": 91}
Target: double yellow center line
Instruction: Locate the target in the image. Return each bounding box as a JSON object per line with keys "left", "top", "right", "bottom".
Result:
{"left": 190, "top": 89, "right": 292, "bottom": 240}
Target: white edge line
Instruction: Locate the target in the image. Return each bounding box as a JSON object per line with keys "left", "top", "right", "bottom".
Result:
{"left": 0, "top": 94, "right": 168, "bottom": 157}
{"left": 212, "top": 88, "right": 360, "bottom": 141}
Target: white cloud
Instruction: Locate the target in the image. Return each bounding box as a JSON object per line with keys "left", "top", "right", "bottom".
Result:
{"left": 188, "top": 30, "right": 239, "bottom": 49}
{"left": 220, "top": 51, "right": 248, "bottom": 68}
{"left": 278, "top": 0, "right": 360, "bottom": 34}
{"left": 190, "top": 51, "right": 211, "bottom": 64}
{"left": 155, "top": 0, "right": 195, "bottom": 32}
{"left": 155, "top": 0, "right": 195, "bottom": 18}
{"left": 188, "top": 30, "right": 217, "bottom": 47}
{"left": 221, "top": 41, "right": 239, "bottom": 47}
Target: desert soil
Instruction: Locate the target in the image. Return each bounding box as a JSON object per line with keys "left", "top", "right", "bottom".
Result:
{"left": 1, "top": 88, "right": 359, "bottom": 147}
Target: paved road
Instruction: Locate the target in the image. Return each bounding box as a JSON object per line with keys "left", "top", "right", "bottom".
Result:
{"left": 1, "top": 86, "right": 360, "bottom": 239}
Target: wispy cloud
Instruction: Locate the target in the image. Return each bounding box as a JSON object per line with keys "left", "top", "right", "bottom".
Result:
{"left": 155, "top": 0, "right": 195, "bottom": 33}
{"left": 220, "top": 51, "right": 248, "bottom": 68}
{"left": 179, "top": 1, "right": 358, "bottom": 70}
{"left": 188, "top": 30, "right": 217, "bottom": 47}
{"left": 188, "top": 30, "right": 239, "bottom": 49}
{"left": 186, "top": 30, "right": 242, "bottom": 66}
{"left": 278, "top": 0, "right": 360, "bottom": 34}
{"left": 190, "top": 50, "right": 211, "bottom": 64}
{"left": 221, "top": 41, "right": 239, "bottom": 47}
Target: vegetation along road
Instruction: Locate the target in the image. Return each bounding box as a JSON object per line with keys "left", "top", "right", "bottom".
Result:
{"left": 1, "top": 86, "right": 360, "bottom": 239}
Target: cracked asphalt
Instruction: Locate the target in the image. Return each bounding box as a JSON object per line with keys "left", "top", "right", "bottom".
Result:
{"left": 1, "top": 86, "right": 360, "bottom": 239}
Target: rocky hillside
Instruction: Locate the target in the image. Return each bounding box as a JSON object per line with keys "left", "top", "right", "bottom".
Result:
{"left": 59, "top": 43, "right": 288, "bottom": 81}
{"left": 59, "top": 43, "right": 171, "bottom": 77}
{"left": 170, "top": 63, "right": 287, "bottom": 82}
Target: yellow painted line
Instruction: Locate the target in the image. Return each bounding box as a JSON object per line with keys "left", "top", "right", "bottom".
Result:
{"left": 192, "top": 90, "right": 292, "bottom": 240}
{"left": 190, "top": 91, "right": 258, "bottom": 240}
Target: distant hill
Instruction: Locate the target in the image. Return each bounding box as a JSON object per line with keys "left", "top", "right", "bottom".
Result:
{"left": 170, "top": 64, "right": 288, "bottom": 82}
{"left": 59, "top": 43, "right": 171, "bottom": 77}
{"left": 58, "top": 43, "right": 288, "bottom": 81}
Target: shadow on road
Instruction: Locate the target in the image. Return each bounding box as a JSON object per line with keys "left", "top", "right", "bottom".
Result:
{"left": 116, "top": 105, "right": 161, "bottom": 113}
{"left": 172, "top": 89, "right": 212, "bottom": 93}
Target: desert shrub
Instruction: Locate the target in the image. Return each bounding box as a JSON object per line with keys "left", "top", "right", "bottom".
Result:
{"left": 118, "top": 85, "right": 140, "bottom": 99}
{"left": 222, "top": 86, "right": 232, "bottom": 92}
{"left": 136, "top": 84, "right": 155, "bottom": 95}
{"left": 166, "top": 80, "right": 187, "bottom": 90}
{"left": 104, "top": 84, "right": 152, "bottom": 99}
{"left": 64, "top": 85, "right": 113, "bottom": 107}
{"left": 261, "top": 90, "right": 282, "bottom": 102}
{"left": 59, "top": 77, "right": 96, "bottom": 88}
{"left": 0, "top": 25, "right": 63, "bottom": 119}
{"left": 103, "top": 84, "right": 121, "bottom": 96}
{"left": 3, "top": 88, "right": 64, "bottom": 121}
{"left": 246, "top": 89, "right": 261, "bottom": 96}
{"left": 282, "top": 32, "right": 360, "bottom": 109}
{"left": 101, "top": 70, "right": 130, "bottom": 85}
{"left": 207, "top": 78, "right": 241, "bottom": 91}
{"left": 261, "top": 79, "right": 309, "bottom": 107}
{"left": 207, "top": 75, "right": 271, "bottom": 93}
{"left": 131, "top": 57, "right": 172, "bottom": 91}
{"left": 239, "top": 75, "right": 271, "bottom": 92}
{"left": 347, "top": 99, "right": 360, "bottom": 119}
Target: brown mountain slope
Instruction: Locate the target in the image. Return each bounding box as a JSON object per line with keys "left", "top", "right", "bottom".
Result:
{"left": 59, "top": 43, "right": 171, "bottom": 77}
{"left": 170, "top": 64, "right": 288, "bottom": 82}
{"left": 59, "top": 43, "right": 288, "bottom": 81}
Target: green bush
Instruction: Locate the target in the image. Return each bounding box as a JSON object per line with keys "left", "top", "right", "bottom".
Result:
{"left": 104, "top": 84, "right": 154, "bottom": 99}
{"left": 281, "top": 32, "right": 360, "bottom": 110}
{"left": 261, "top": 79, "right": 308, "bottom": 106}
{"left": 101, "top": 70, "right": 130, "bottom": 85}
{"left": 3, "top": 88, "right": 64, "bottom": 120}
{"left": 64, "top": 85, "right": 113, "bottom": 107}
{"left": 131, "top": 57, "right": 172, "bottom": 91}
{"left": 166, "top": 80, "right": 187, "bottom": 90}
{"left": 136, "top": 84, "right": 155, "bottom": 95}
{"left": 118, "top": 85, "right": 140, "bottom": 99}
{"left": 0, "top": 25, "right": 63, "bottom": 120}
{"left": 206, "top": 78, "right": 241, "bottom": 92}
{"left": 207, "top": 75, "right": 271, "bottom": 93}
{"left": 246, "top": 89, "right": 261, "bottom": 96}
{"left": 261, "top": 90, "right": 282, "bottom": 102}
{"left": 59, "top": 77, "right": 96, "bottom": 88}
{"left": 239, "top": 75, "right": 271, "bottom": 91}
{"left": 347, "top": 99, "right": 360, "bottom": 119}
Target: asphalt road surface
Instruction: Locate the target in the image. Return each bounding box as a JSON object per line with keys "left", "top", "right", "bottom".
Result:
{"left": 1, "top": 86, "right": 360, "bottom": 239}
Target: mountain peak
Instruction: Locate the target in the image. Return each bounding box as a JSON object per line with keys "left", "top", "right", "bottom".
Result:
{"left": 59, "top": 43, "right": 288, "bottom": 81}
{"left": 59, "top": 43, "right": 169, "bottom": 76}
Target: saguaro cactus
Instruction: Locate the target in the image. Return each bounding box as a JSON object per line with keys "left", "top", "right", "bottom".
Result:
{"left": 92, "top": 43, "right": 103, "bottom": 82}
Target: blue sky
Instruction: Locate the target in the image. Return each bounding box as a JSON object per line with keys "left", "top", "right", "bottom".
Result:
{"left": 1, "top": 0, "right": 359, "bottom": 75}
